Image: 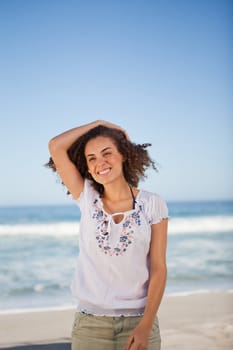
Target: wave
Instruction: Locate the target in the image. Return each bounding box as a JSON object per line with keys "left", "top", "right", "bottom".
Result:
{"left": 169, "top": 216, "right": 233, "bottom": 234}
{"left": 0, "top": 222, "right": 80, "bottom": 236}
{"left": 4, "top": 283, "right": 68, "bottom": 297}
{"left": 0, "top": 304, "right": 76, "bottom": 314}
{"left": 165, "top": 289, "right": 233, "bottom": 297}
{"left": 0, "top": 216, "right": 232, "bottom": 236}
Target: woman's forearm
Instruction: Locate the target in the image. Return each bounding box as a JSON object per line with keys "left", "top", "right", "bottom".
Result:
{"left": 124, "top": 266, "right": 167, "bottom": 350}
{"left": 48, "top": 120, "right": 102, "bottom": 153}
{"left": 140, "top": 266, "right": 167, "bottom": 331}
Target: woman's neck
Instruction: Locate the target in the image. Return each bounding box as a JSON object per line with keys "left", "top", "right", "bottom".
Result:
{"left": 102, "top": 180, "right": 137, "bottom": 215}
{"left": 103, "top": 180, "right": 131, "bottom": 203}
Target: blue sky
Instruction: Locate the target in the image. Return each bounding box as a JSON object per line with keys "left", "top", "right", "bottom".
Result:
{"left": 0, "top": 0, "right": 232, "bottom": 206}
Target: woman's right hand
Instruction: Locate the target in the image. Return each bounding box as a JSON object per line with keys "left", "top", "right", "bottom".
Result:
{"left": 99, "top": 120, "right": 130, "bottom": 140}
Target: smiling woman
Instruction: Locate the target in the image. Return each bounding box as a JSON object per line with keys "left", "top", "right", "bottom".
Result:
{"left": 46, "top": 120, "right": 168, "bottom": 350}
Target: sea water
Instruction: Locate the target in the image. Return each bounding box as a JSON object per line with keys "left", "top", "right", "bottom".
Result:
{"left": 0, "top": 200, "right": 232, "bottom": 311}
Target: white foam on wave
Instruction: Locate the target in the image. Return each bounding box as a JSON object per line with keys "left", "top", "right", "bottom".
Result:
{"left": 0, "top": 222, "right": 80, "bottom": 236}
{"left": 169, "top": 215, "right": 233, "bottom": 234}
{"left": 0, "top": 216, "right": 232, "bottom": 236}
{"left": 0, "top": 303, "right": 76, "bottom": 315}
{"left": 165, "top": 289, "right": 233, "bottom": 297}
{"left": 166, "top": 289, "right": 210, "bottom": 296}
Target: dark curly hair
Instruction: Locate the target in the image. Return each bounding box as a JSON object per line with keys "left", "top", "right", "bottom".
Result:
{"left": 46, "top": 125, "right": 157, "bottom": 196}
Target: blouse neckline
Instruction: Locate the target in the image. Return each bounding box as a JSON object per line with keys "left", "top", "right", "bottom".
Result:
{"left": 97, "top": 190, "right": 141, "bottom": 218}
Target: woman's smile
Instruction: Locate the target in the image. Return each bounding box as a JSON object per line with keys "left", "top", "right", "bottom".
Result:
{"left": 97, "top": 167, "right": 111, "bottom": 176}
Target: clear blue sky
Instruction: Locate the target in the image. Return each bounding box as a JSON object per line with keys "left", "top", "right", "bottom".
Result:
{"left": 0, "top": 0, "right": 232, "bottom": 206}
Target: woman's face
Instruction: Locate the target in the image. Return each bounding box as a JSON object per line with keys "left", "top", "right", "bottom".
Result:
{"left": 84, "top": 136, "right": 124, "bottom": 185}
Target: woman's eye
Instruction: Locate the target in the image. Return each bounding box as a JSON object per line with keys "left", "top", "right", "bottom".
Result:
{"left": 88, "top": 157, "right": 95, "bottom": 162}
{"left": 104, "top": 152, "right": 111, "bottom": 157}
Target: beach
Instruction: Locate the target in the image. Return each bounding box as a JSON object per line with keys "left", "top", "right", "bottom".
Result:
{"left": 0, "top": 202, "right": 232, "bottom": 349}
{"left": 0, "top": 292, "right": 232, "bottom": 350}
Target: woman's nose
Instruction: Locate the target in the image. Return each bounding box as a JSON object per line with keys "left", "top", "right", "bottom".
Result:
{"left": 96, "top": 156, "right": 106, "bottom": 166}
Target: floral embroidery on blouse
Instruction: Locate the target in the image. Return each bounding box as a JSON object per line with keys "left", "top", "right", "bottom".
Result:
{"left": 92, "top": 198, "right": 142, "bottom": 256}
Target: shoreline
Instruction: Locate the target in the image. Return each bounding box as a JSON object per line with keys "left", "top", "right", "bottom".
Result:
{"left": 0, "top": 292, "right": 232, "bottom": 350}
{"left": 1, "top": 289, "right": 232, "bottom": 315}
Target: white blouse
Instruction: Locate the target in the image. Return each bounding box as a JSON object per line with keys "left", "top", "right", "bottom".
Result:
{"left": 71, "top": 179, "right": 168, "bottom": 316}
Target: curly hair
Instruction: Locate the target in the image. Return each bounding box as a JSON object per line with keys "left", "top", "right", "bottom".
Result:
{"left": 46, "top": 125, "right": 157, "bottom": 196}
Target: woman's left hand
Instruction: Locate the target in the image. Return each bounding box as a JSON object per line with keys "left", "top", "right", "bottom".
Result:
{"left": 124, "top": 324, "right": 150, "bottom": 350}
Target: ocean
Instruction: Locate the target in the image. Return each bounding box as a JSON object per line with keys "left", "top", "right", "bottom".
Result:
{"left": 0, "top": 200, "right": 232, "bottom": 312}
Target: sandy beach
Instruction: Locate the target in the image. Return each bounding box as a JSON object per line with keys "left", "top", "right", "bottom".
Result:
{"left": 0, "top": 292, "right": 232, "bottom": 350}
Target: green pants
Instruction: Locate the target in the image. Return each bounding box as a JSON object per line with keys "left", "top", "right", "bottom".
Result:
{"left": 71, "top": 312, "right": 161, "bottom": 350}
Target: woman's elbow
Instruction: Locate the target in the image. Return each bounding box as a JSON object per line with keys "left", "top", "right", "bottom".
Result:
{"left": 48, "top": 137, "right": 59, "bottom": 154}
{"left": 151, "top": 263, "right": 167, "bottom": 278}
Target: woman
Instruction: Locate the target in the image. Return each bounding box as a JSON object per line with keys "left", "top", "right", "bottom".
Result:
{"left": 47, "top": 120, "right": 168, "bottom": 350}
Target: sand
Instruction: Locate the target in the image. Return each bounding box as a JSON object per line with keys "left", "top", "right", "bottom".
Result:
{"left": 0, "top": 292, "right": 232, "bottom": 350}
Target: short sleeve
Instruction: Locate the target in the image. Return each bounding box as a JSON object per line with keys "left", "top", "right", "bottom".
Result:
{"left": 146, "top": 193, "right": 169, "bottom": 225}
{"left": 74, "top": 179, "right": 96, "bottom": 212}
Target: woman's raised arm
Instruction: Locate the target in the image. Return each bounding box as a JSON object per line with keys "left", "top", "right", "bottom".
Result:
{"left": 48, "top": 120, "right": 102, "bottom": 199}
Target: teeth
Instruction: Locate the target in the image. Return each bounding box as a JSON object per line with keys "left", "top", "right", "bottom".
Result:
{"left": 98, "top": 168, "right": 111, "bottom": 175}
